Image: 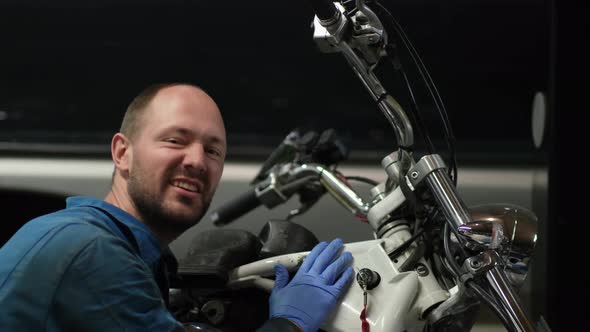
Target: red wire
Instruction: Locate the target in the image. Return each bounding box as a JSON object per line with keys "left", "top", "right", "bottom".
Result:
{"left": 360, "top": 291, "right": 370, "bottom": 331}
{"left": 356, "top": 215, "right": 369, "bottom": 223}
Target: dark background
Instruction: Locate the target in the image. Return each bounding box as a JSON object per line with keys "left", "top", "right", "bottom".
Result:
{"left": 0, "top": 0, "right": 549, "bottom": 165}
{"left": 549, "top": 0, "right": 590, "bottom": 329}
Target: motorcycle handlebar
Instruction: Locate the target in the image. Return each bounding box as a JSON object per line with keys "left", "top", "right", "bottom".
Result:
{"left": 210, "top": 187, "right": 261, "bottom": 227}
{"left": 211, "top": 162, "right": 371, "bottom": 227}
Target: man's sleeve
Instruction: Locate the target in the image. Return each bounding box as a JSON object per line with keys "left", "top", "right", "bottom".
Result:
{"left": 50, "top": 228, "right": 184, "bottom": 332}
{"left": 256, "top": 317, "right": 301, "bottom": 332}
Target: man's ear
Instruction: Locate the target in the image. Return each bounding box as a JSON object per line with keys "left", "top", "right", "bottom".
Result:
{"left": 111, "top": 133, "right": 132, "bottom": 177}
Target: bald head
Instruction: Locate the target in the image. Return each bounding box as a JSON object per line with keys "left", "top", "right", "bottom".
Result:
{"left": 120, "top": 83, "right": 224, "bottom": 143}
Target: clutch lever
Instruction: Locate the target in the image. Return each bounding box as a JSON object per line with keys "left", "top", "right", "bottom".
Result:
{"left": 251, "top": 129, "right": 301, "bottom": 184}
{"left": 285, "top": 176, "right": 326, "bottom": 220}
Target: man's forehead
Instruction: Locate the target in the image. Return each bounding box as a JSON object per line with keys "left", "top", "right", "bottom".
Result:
{"left": 141, "top": 90, "right": 226, "bottom": 144}
{"left": 145, "top": 86, "right": 220, "bottom": 120}
{"left": 161, "top": 125, "right": 226, "bottom": 145}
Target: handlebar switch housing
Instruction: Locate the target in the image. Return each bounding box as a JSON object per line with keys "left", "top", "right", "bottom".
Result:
{"left": 255, "top": 173, "right": 288, "bottom": 208}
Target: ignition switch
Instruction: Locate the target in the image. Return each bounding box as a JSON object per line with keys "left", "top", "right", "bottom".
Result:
{"left": 356, "top": 268, "right": 381, "bottom": 290}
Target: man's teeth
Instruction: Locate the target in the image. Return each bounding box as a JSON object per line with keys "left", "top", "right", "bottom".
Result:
{"left": 173, "top": 181, "right": 199, "bottom": 192}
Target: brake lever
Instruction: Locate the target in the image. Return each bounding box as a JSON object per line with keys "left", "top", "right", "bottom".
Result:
{"left": 285, "top": 178, "right": 326, "bottom": 220}
{"left": 251, "top": 129, "right": 301, "bottom": 184}
{"left": 286, "top": 202, "right": 314, "bottom": 221}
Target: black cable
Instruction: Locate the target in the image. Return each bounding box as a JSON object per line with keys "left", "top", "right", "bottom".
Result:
{"left": 443, "top": 222, "right": 463, "bottom": 277}
{"left": 414, "top": 206, "right": 438, "bottom": 236}
{"left": 466, "top": 281, "right": 515, "bottom": 332}
{"left": 440, "top": 255, "right": 459, "bottom": 280}
{"left": 388, "top": 228, "right": 425, "bottom": 260}
{"left": 344, "top": 176, "right": 379, "bottom": 186}
{"left": 442, "top": 218, "right": 514, "bottom": 330}
{"left": 421, "top": 210, "right": 458, "bottom": 290}
{"left": 383, "top": 38, "right": 433, "bottom": 154}
{"left": 413, "top": 214, "right": 423, "bottom": 236}
{"left": 374, "top": 2, "right": 458, "bottom": 185}
{"left": 397, "top": 58, "right": 435, "bottom": 155}
{"left": 442, "top": 220, "right": 514, "bottom": 330}
{"left": 389, "top": 22, "right": 457, "bottom": 181}
{"left": 341, "top": 0, "right": 358, "bottom": 15}
{"left": 433, "top": 217, "right": 462, "bottom": 283}
{"left": 444, "top": 219, "right": 470, "bottom": 261}
{"left": 432, "top": 254, "right": 455, "bottom": 290}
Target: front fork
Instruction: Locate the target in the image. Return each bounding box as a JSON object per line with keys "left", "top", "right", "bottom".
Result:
{"left": 409, "top": 154, "right": 535, "bottom": 332}
{"left": 464, "top": 251, "right": 535, "bottom": 332}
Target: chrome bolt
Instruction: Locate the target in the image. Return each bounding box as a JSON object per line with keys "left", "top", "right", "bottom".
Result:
{"left": 470, "top": 259, "right": 482, "bottom": 269}
{"left": 415, "top": 263, "right": 429, "bottom": 277}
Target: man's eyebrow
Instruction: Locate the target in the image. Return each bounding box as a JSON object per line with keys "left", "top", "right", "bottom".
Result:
{"left": 207, "top": 135, "right": 226, "bottom": 145}
{"left": 162, "top": 126, "right": 225, "bottom": 146}
{"left": 163, "top": 126, "right": 190, "bottom": 136}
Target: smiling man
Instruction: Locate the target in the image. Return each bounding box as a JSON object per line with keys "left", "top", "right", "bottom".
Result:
{"left": 107, "top": 84, "right": 227, "bottom": 244}
{"left": 0, "top": 83, "right": 353, "bottom": 332}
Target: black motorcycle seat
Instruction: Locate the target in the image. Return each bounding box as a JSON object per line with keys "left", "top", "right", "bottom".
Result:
{"left": 173, "top": 229, "right": 261, "bottom": 289}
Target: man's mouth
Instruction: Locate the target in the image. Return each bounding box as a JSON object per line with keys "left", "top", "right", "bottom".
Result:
{"left": 171, "top": 180, "right": 201, "bottom": 193}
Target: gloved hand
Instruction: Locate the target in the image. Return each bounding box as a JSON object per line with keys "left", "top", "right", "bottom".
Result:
{"left": 269, "top": 238, "right": 354, "bottom": 332}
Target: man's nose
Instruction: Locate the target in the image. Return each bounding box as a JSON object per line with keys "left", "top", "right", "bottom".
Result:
{"left": 183, "top": 144, "right": 207, "bottom": 175}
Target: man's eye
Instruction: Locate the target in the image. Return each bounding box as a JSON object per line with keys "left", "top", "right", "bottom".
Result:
{"left": 207, "top": 148, "right": 222, "bottom": 157}
{"left": 165, "top": 138, "right": 180, "bottom": 144}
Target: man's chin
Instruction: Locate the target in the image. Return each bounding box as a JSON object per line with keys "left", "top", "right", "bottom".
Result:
{"left": 156, "top": 214, "right": 198, "bottom": 235}
{"left": 156, "top": 193, "right": 207, "bottom": 222}
{"left": 168, "top": 208, "right": 201, "bottom": 221}
{"left": 165, "top": 203, "right": 207, "bottom": 226}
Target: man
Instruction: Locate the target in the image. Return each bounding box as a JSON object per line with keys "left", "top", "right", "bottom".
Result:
{"left": 0, "top": 83, "right": 354, "bottom": 331}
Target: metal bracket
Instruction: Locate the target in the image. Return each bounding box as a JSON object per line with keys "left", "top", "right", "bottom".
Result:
{"left": 463, "top": 250, "right": 498, "bottom": 276}
{"left": 405, "top": 154, "right": 447, "bottom": 190}
{"left": 255, "top": 172, "right": 288, "bottom": 208}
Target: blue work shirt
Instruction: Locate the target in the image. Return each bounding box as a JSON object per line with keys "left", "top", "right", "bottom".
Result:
{"left": 0, "top": 196, "right": 184, "bottom": 331}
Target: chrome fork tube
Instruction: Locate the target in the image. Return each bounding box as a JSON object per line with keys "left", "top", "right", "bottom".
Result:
{"left": 486, "top": 264, "right": 535, "bottom": 331}
{"left": 466, "top": 250, "right": 536, "bottom": 332}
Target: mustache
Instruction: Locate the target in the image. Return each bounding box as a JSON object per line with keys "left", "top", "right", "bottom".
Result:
{"left": 170, "top": 169, "right": 207, "bottom": 182}
{"left": 167, "top": 169, "right": 209, "bottom": 195}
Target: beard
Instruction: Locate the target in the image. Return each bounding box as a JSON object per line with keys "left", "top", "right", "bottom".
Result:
{"left": 127, "top": 162, "right": 211, "bottom": 237}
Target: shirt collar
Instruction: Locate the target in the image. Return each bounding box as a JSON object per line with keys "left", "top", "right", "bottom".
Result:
{"left": 66, "top": 196, "right": 165, "bottom": 267}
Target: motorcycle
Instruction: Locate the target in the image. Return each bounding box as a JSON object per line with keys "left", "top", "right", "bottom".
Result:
{"left": 169, "top": 0, "right": 552, "bottom": 331}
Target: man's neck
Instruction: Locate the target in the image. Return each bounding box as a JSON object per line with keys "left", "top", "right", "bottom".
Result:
{"left": 104, "top": 186, "right": 176, "bottom": 245}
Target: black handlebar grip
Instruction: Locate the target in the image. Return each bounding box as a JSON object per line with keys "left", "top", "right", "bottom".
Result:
{"left": 308, "top": 0, "right": 339, "bottom": 21}
{"left": 210, "top": 187, "right": 261, "bottom": 227}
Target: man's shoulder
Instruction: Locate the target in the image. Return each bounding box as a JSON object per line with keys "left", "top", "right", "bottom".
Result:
{"left": 26, "top": 204, "right": 117, "bottom": 237}
{"left": 0, "top": 205, "right": 136, "bottom": 291}
{"left": 33, "top": 203, "right": 111, "bottom": 224}
{"left": 1, "top": 206, "right": 126, "bottom": 263}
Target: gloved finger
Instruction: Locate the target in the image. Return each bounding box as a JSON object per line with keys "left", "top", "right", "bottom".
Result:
{"left": 309, "top": 238, "right": 344, "bottom": 275}
{"left": 332, "top": 266, "right": 355, "bottom": 292}
{"left": 273, "top": 264, "right": 290, "bottom": 291}
{"left": 320, "top": 251, "right": 353, "bottom": 284}
{"left": 299, "top": 241, "right": 329, "bottom": 273}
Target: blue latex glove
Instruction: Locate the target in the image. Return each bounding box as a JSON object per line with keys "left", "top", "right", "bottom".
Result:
{"left": 269, "top": 238, "right": 354, "bottom": 332}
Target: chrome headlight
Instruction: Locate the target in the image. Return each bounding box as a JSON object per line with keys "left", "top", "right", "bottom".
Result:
{"left": 458, "top": 204, "right": 538, "bottom": 288}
